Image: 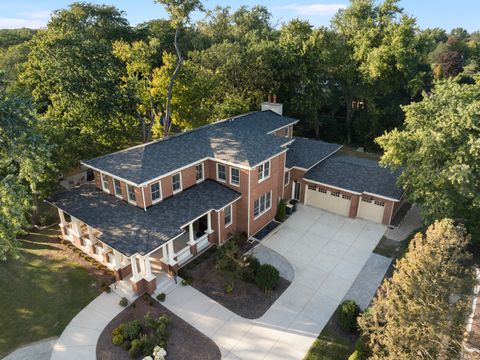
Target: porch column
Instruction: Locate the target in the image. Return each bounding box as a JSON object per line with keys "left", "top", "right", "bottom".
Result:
{"left": 87, "top": 226, "right": 96, "bottom": 243}
{"left": 206, "top": 211, "right": 213, "bottom": 234}
{"left": 71, "top": 217, "right": 82, "bottom": 237}
{"left": 144, "top": 256, "right": 155, "bottom": 281}
{"left": 113, "top": 250, "right": 122, "bottom": 270}
{"left": 161, "top": 245, "right": 168, "bottom": 262}
{"left": 167, "top": 241, "right": 176, "bottom": 265}
{"left": 130, "top": 256, "right": 141, "bottom": 282}
{"left": 188, "top": 222, "right": 196, "bottom": 245}
{"left": 58, "top": 209, "right": 66, "bottom": 226}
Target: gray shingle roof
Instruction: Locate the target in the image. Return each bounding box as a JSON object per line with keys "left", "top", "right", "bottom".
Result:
{"left": 47, "top": 180, "right": 241, "bottom": 256}
{"left": 304, "top": 154, "right": 404, "bottom": 200}
{"left": 286, "top": 137, "right": 342, "bottom": 169}
{"left": 83, "top": 111, "right": 298, "bottom": 185}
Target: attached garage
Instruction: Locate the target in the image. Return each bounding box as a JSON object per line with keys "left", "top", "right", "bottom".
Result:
{"left": 305, "top": 184, "right": 351, "bottom": 217}
{"left": 357, "top": 196, "right": 385, "bottom": 223}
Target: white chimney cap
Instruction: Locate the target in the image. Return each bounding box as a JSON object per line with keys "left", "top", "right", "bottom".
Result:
{"left": 261, "top": 102, "right": 283, "bottom": 115}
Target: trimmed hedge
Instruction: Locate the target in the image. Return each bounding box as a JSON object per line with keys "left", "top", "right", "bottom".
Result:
{"left": 337, "top": 300, "right": 361, "bottom": 332}
{"left": 255, "top": 264, "right": 280, "bottom": 294}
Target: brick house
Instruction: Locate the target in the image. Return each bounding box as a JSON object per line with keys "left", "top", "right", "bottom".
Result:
{"left": 47, "top": 101, "right": 404, "bottom": 295}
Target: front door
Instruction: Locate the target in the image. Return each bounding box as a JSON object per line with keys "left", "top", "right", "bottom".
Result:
{"left": 293, "top": 181, "right": 300, "bottom": 201}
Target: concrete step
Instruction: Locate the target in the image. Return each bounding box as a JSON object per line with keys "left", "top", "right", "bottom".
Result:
{"left": 155, "top": 274, "right": 179, "bottom": 295}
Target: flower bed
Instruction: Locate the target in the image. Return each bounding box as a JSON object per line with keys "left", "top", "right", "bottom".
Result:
{"left": 96, "top": 296, "right": 221, "bottom": 360}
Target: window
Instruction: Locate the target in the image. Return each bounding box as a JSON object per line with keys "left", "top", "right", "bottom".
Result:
{"left": 258, "top": 160, "right": 270, "bottom": 181}
{"left": 101, "top": 173, "right": 110, "bottom": 192}
{"left": 318, "top": 187, "right": 327, "bottom": 194}
{"left": 284, "top": 127, "right": 289, "bottom": 137}
{"left": 150, "top": 181, "right": 162, "bottom": 203}
{"left": 308, "top": 185, "right": 317, "bottom": 190}
{"left": 374, "top": 200, "right": 385, "bottom": 207}
{"left": 230, "top": 167, "right": 240, "bottom": 186}
{"left": 172, "top": 173, "right": 182, "bottom": 193}
{"left": 217, "top": 164, "right": 226, "bottom": 182}
{"left": 195, "top": 163, "right": 204, "bottom": 182}
{"left": 113, "top": 179, "right": 122, "bottom": 198}
{"left": 361, "top": 197, "right": 372, "bottom": 203}
{"left": 331, "top": 192, "right": 340, "bottom": 197}
{"left": 342, "top": 194, "right": 352, "bottom": 200}
{"left": 127, "top": 184, "right": 136, "bottom": 204}
{"left": 224, "top": 205, "right": 232, "bottom": 227}
{"left": 284, "top": 171, "right": 290, "bottom": 186}
{"left": 253, "top": 191, "right": 272, "bottom": 218}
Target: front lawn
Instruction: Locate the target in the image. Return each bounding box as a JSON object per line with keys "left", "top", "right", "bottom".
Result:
{"left": 0, "top": 228, "right": 109, "bottom": 357}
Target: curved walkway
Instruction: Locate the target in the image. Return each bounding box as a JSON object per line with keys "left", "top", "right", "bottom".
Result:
{"left": 250, "top": 244, "right": 295, "bottom": 281}
{"left": 4, "top": 337, "right": 57, "bottom": 360}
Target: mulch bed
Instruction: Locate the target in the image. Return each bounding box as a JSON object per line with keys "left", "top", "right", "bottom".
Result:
{"left": 96, "top": 296, "right": 221, "bottom": 360}
{"left": 180, "top": 249, "right": 290, "bottom": 319}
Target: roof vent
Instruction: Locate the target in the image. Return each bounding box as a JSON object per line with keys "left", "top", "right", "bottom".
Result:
{"left": 261, "top": 94, "right": 283, "bottom": 115}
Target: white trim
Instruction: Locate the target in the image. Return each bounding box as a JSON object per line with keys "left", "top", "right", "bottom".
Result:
{"left": 113, "top": 178, "right": 123, "bottom": 199}
{"left": 224, "top": 204, "right": 233, "bottom": 228}
{"left": 172, "top": 172, "right": 182, "bottom": 194}
{"left": 230, "top": 167, "right": 240, "bottom": 187}
{"left": 247, "top": 169, "right": 251, "bottom": 237}
{"left": 253, "top": 191, "right": 272, "bottom": 220}
{"left": 126, "top": 184, "right": 137, "bottom": 205}
{"left": 195, "top": 162, "right": 204, "bottom": 183}
{"left": 257, "top": 160, "right": 271, "bottom": 183}
{"left": 150, "top": 180, "right": 163, "bottom": 204}
{"left": 101, "top": 173, "right": 110, "bottom": 193}
{"left": 266, "top": 121, "right": 299, "bottom": 135}
{"left": 216, "top": 163, "right": 227, "bottom": 183}
{"left": 362, "top": 191, "right": 402, "bottom": 203}
{"left": 251, "top": 149, "right": 288, "bottom": 169}
{"left": 141, "top": 186, "right": 147, "bottom": 211}
{"left": 281, "top": 139, "right": 295, "bottom": 148}
{"left": 303, "top": 178, "right": 362, "bottom": 196}
{"left": 217, "top": 210, "right": 221, "bottom": 245}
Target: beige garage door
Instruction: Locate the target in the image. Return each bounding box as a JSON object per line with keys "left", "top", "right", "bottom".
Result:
{"left": 357, "top": 197, "right": 385, "bottom": 224}
{"left": 305, "top": 184, "right": 351, "bottom": 217}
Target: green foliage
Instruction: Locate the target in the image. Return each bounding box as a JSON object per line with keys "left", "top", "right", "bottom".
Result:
{"left": 112, "top": 323, "right": 126, "bottom": 338}
{"left": 276, "top": 199, "right": 287, "bottom": 222}
{"left": 225, "top": 283, "right": 234, "bottom": 294}
{"left": 138, "top": 333, "right": 156, "bottom": 356}
{"left": 348, "top": 338, "right": 368, "bottom": 360}
{"left": 215, "top": 241, "right": 241, "bottom": 272}
{"left": 255, "top": 264, "right": 280, "bottom": 294}
{"left": 358, "top": 219, "right": 475, "bottom": 359}
{"left": 377, "top": 78, "right": 480, "bottom": 230}
{"left": 239, "top": 255, "right": 260, "bottom": 283}
{"left": 122, "top": 319, "right": 142, "bottom": 341}
{"left": 337, "top": 300, "right": 361, "bottom": 333}
{"left": 156, "top": 292, "right": 166, "bottom": 302}
{"left": 119, "top": 297, "right": 129, "bottom": 307}
{"left": 128, "top": 338, "right": 141, "bottom": 358}
{"left": 112, "top": 334, "right": 124, "bottom": 346}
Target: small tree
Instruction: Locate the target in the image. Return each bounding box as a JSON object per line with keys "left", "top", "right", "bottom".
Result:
{"left": 255, "top": 264, "right": 280, "bottom": 294}
{"left": 358, "top": 219, "right": 475, "bottom": 359}
{"left": 276, "top": 199, "right": 287, "bottom": 222}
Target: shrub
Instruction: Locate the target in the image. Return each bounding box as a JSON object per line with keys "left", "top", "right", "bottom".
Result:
{"left": 337, "top": 300, "right": 361, "bottom": 332}
{"left": 255, "top": 264, "right": 280, "bottom": 293}
{"left": 119, "top": 297, "right": 129, "bottom": 307}
{"left": 123, "top": 319, "right": 142, "bottom": 340}
{"left": 112, "top": 334, "right": 124, "bottom": 346}
{"left": 122, "top": 340, "right": 131, "bottom": 350}
{"left": 181, "top": 277, "right": 192, "bottom": 286}
{"left": 276, "top": 199, "right": 287, "bottom": 222}
{"left": 128, "top": 339, "right": 141, "bottom": 358}
{"left": 225, "top": 283, "right": 234, "bottom": 294}
{"left": 138, "top": 334, "right": 156, "bottom": 356}
{"left": 215, "top": 241, "right": 241, "bottom": 272}
{"left": 112, "top": 323, "right": 126, "bottom": 337}
{"left": 156, "top": 292, "right": 166, "bottom": 302}
{"left": 348, "top": 338, "right": 368, "bottom": 360}
{"left": 239, "top": 255, "right": 260, "bottom": 283}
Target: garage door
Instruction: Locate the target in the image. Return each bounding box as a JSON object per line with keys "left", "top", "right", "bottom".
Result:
{"left": 357, "top": 197, "right": 385, "bottom": 223}
{"left": 305, "top": 184, "right": 351, "bottom": 216}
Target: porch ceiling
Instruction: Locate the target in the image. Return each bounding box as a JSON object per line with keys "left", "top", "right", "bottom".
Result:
{"left": 47, "top": 180, "right": 241, "bottom": 256}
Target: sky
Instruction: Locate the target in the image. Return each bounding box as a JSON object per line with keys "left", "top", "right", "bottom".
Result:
{"left": 0, "top": 0, "right": 479, "bottom": 32}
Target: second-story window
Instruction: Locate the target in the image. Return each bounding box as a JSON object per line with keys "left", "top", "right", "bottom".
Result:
{"left": 127, "top": 184, "right": 136, "bottom": 204}
{"left": 230, "top": 167, "right": 240, "bottom": 186}
{"left": 172, "top": 173, "right": 182, "bottom": 193}
{"left": 150, "top": 181, "right": 162, "bottom": 203}
{"left": 258, "top": 160, "right": 270, "bottom": 182}
{"left": 284, "top": 171, "right": 290, "bottom": 186}
{"left": 195, "top": 163, "right": 204, "bottom": 182}
{"left": 113, "top": 179, "right": 122, "bottom": 198}
{"left": 101, "top": 173, "right": 110, "bottom": 193}
{"left": 217, "top": 164, "right": 226, "bottom": 182}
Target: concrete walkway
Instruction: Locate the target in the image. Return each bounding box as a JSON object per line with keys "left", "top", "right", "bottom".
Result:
{"left": 154, "top": 205, "right": 386, "bottom": 360}
{"left": 3, "top": 337, "right": 57, "bottom": 360}
{"left": 385, "top": 204, "right": 422, "bottom": 242}
{"left": 50, "top": 281, "right": 136, "bottom": 360}
{"left": 250, "top": 244, "right": 295, "bottom": 281}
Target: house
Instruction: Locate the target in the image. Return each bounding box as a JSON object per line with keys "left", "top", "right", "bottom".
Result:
{"left": 47, "top": 100, "right": 404, "bottom": 295}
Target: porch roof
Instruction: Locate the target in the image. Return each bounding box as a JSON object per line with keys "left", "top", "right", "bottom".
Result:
{"left": 47, "top": 180, "right": 241, "bottom": 256}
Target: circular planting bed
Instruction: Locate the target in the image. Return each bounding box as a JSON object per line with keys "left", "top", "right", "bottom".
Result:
{"left": 96, "top": 295, "right": 221, "bottom": 360}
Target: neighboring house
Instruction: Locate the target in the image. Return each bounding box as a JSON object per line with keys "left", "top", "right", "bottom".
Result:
{"left": 47, "top": 100, "right": 404, "bottom": 295}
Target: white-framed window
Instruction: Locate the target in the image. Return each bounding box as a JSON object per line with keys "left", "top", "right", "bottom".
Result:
{"left": 331, "top": 192, "right": 340, "bottom": 198}
{"left": 308, "top": 184, "right": 317, "bottom": 190}
{"left": 217, "top": 163, "right": 226, "bottom": 182}
{"left": 258, "top": 160, "right": 270, "bottom": 182}
{"left": 362, "top": 197, "right": 372, "bottom": 203}
{"left": 172, "top": 173, "right": 182, "bottom": 193}
{"left": 342, "top": 194, "right": 352, "bottom": 200}
{"left": 318, "top": 187, "right": 327, "bottom": 194}
{"left": 224, "top": 204, "right": 232, "bottom": 227}
{"left": 113, "top": 178, "right": 122, "bottom": 198}
{"left": 284, "top": 171, "right": 290, "bottom": 186}
{"left": 230, "top": 167, "right": 240, "bottom": 186}
{"left": 101, "top": 173, "right": 110, "bottom": 193}
{"left": 195, "top": 163, "right": 204, "bottom": 182}
{"left": 127, "top": 184, "right": 136, "bottom": 204}
{"left": 374, "top": 200, "right": 385, "bottom": 206}
{"left": 150, "top": 181, "right": 162, "bottom": 203}
{"left": 253, "top": 191, "right": 272, "bottom": 219}
{"left": 284, "top": 127, "right": 289, "bottom": 137}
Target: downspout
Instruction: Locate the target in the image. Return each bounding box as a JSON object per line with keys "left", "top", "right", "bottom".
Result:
{"left": 141, "top": 186, "right": 147, "bottom": 212}
{"left": 247, "top": 168, "right": 251, "bottom": 238}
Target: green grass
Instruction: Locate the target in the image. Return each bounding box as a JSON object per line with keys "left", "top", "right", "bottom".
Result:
{"left": 304, "top": 324, "right": 356, "bottom": 360}
{"left": 0, "top": 228, "right": 99, "bottom": 357}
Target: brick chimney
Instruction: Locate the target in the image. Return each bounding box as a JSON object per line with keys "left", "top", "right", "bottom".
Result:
{"left": 261, "top": 94, "right": 283, "bottom": 115}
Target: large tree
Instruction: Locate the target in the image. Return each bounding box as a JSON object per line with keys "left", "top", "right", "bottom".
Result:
{"left": 376, "top": 78, "right": 480, "bottom": 229}
{"left": 21, "top": 3, "right": 137, "bottom": 171}
{"left": 0, "top": 75, "right": 56, "bottom": 258}
{"left": 358, "top": 219, "right": 475, "bottom": 359}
